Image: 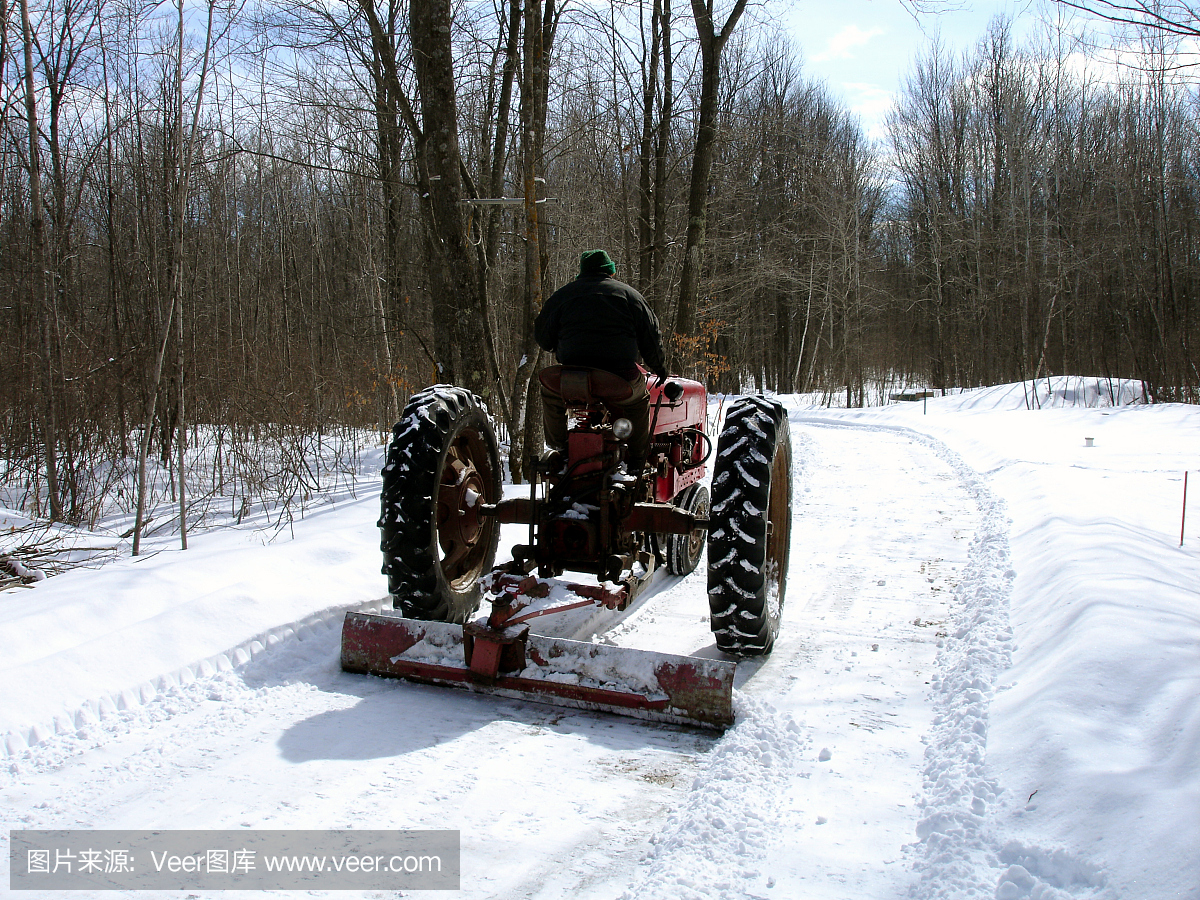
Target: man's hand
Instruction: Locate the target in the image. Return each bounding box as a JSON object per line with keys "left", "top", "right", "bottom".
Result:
{"left": 653, "top": 366, "right": 669, "bottom": 381}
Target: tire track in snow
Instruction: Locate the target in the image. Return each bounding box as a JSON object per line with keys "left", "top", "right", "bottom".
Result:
{"left": 766, "top": 420, "right": 978, "bottom": 897}
{"left": 897, "top": 426, "right": 1019, "bottom": 898}
{"left": 617, "top": 693, "right": 809, "bottom": 900}
{"left": 620, "top": 420, "right": 983, "bottom": 898}
{"left": 618, "top": 414, "right": 1028, "bottom": 899}
{"left": 786, "top": 415, "right": 1075, "bottom": 898}
{"left": 890, "top": 421, "right": 1107, "bottom": 900}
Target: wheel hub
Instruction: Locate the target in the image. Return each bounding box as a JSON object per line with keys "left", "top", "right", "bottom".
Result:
{"left": 433, "top": 432, "right": 497, "bottom": 588}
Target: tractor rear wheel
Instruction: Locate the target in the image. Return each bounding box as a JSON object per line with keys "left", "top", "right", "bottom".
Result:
{"left": 706, "top": 396, "right": 792, "bottom": 655}
{"left": 378, "top": 386, "right": 501, "bottom": 623}
{"left": 666, "top": 483, "right": 710, "bottom": 577}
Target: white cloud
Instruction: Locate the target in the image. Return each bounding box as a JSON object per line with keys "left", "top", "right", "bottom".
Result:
{"left": 842, "top": 82, "right": 895, "bottom": 141}
{"left": 812, "top": 24, "right": 885, "bottom": 63}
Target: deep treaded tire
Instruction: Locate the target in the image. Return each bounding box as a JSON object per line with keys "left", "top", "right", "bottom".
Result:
{"left": 667, "top": 483, "right": 710, "bottom": 576}
{"left": 706, "top": 396, "right": 792, "bottom": 655}
{"left": 378, "top": 385, "right": 501, "bottom": 623}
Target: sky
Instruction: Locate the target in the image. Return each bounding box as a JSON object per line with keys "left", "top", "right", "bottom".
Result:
{"left": 786, "top": 0, "right": 1044, "bottom": 140}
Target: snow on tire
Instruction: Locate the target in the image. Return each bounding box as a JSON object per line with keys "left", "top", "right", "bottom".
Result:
{"left": 378, "top": 385, "right": 501, "bottom": 623}
{"left": 706, "top": 396, "right": 793, "bottom": 655}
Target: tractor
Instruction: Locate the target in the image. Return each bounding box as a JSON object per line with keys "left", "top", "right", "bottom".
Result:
{"left": 341, "top": 367, "right": 792, "bottom": 729}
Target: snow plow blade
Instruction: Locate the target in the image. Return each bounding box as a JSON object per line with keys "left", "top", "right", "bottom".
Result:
{"left": 340, "top": 610, "right": 736, "bottom": 730}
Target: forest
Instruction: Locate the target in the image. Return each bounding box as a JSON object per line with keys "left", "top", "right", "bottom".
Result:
{"left": 2, "top": 0, "right": 1199, "bottom": 533}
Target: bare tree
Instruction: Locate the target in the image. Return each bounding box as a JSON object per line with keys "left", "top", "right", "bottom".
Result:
{"left": 508, "top": 0, "right": 560, "bottom": 483}
{"left": 673, "top": 0, "right": 750, "bottom": 342}
{"left": 1053, "top": 0, "right": 1200, "bottom": 38}
{"left": 18, "top": 0, "right": 62, "bottom": 520}
{"left": 133, "top": 0, "right": 220, "bottom": 554}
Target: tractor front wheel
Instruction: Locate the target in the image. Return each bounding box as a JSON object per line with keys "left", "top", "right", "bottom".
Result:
{"left": 378, "top": 386, "right": 501, "bottom": 623}
{"left": 706, "top": 396, "right": 792, "bottom": 655}
{"left": 666, "top": 483, "right": 710, "bottom": 577}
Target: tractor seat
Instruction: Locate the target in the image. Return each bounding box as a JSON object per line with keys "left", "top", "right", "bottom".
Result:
{"left": 539, "top": 365, "right": 634, "bottom": 406}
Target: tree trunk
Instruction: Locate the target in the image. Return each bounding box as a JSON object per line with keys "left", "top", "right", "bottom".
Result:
{"left": 134, "top": 0, "right": 215, "bottom": 554}
{"left": 408, "top": 0, "right": 488, "bottom": 396}
{"left": 508, "top": 0, "right": 556, "bottom": 482}
{"left": 19, "top": 0, "right": 63, "bottom": 522}
{"left": 675, "top": 0, "right": 749, "bottom": 341}
{"left": 637, "top": 0, "right": 663, "bottom": 297}
{"left": 652, "top": 0, "right": 674, "bottom": 317}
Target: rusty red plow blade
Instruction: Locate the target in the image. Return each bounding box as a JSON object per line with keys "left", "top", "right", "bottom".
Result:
{"left": 340, "top": 610, "right": 735, "bottom": 730}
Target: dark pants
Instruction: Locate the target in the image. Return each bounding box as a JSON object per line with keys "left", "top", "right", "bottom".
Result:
{"left": 542, "top": 373, "right": 652, "bottom": 466}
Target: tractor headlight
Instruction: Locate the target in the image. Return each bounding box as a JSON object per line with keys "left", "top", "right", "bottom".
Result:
{"left": 612, "top": 417, "right": 633, "bottom": 440}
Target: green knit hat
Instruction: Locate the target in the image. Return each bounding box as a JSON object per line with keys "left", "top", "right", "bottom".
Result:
{"left": 578, "top": 249, "right": 616, "bottom": 277}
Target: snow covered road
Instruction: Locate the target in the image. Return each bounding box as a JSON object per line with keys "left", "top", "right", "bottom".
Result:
{"left": 746, "top": 422, "right": 981, "bottom": 898}
{"left": 617, "top": 420, "right": 997, "bottom": 900}
{"left": 7, "top": 380, "right": 1197, "bottom": 899}
{"left": 1, "top": 416, "right": 1002, "bottom": 900}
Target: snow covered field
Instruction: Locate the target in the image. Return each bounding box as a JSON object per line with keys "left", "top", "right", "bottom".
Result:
{"left": 1, "top": 376, "right": 1197, "bottom": 899}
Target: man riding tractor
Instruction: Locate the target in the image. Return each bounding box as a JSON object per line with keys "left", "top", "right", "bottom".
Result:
{"left": 358, "top": 252, "right": 793, "bottom": 726}
{"left": 534, "top": 249, "right": 667, "bottom": 471}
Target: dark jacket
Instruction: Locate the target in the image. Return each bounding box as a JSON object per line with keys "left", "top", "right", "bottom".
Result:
{"left": 534, "top": 274, "right": 666, "bottom": 380}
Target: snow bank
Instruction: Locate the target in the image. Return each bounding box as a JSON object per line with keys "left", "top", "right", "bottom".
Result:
{"left": 841, "top": 379, "right": 1200, "bottom": 899}
{"left": 0, "top": 496, "right": 384, "bottom": 759}
{"left": 985, "top": 461, "right": 1200, "bottom": 899}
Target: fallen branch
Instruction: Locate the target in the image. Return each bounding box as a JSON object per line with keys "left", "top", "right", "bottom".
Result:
{"left": 0, "top": 523, "right": 122, "bottom": 591}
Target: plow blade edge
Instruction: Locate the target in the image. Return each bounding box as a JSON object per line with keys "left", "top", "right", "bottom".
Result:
{"left": 340, "top": 610, "right": 735, "bottom": 730}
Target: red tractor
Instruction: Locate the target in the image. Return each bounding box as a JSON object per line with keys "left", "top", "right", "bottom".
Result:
{"left": 341, "top": 367, "right": 792, "bottom": 729}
